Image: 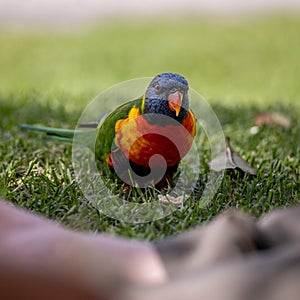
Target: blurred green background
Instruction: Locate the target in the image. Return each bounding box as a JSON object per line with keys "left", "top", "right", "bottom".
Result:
{"left": 1, "top": 17, "right": 300, "bottom": 109}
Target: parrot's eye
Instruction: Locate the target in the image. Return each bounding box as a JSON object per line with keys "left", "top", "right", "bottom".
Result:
{"left": 155, "top": 84, "right": 161, "bottom": 93}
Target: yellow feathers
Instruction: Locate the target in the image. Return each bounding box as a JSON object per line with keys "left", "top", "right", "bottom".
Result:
{"left": 115, "top": 106, "right": 140, "bottom": 134}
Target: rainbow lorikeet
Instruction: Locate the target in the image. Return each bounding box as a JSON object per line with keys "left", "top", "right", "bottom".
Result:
{"left": 21, "top": 72, "right": 196, "bottom": 190}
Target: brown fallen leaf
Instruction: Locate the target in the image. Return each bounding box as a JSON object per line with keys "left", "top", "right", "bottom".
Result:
{"left": 208, "top": 136, "right": 256, "bottom": 175}
{"left": 255, "top": 112, "right": 291, "bottom": 129}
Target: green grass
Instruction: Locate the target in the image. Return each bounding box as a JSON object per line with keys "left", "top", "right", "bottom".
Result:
{"left": 0, "top": 16, "right": 299, "bottom": 240}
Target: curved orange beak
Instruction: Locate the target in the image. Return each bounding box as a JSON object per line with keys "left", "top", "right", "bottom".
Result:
{"left": 168, "top": 91, "right": 183, "bottom": 117}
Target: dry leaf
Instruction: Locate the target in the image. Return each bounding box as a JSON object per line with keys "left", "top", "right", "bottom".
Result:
{"left": 255, "top": 112, "right": 291, "bottom": 129}
{"left": 208, "top": 136, "right": 256, "bottom": 175}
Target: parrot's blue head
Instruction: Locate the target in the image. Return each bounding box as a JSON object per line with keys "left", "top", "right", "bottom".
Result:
{"left": 144, "top": 72, "right": 189, "bottom": 123}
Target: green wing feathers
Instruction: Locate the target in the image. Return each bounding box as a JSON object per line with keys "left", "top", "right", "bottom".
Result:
{"left": 95, "top": 97, "right": 143, "bottom": 164}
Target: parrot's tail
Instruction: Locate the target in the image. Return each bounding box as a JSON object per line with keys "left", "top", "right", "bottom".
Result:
{"left": 20, "top": 124, "right": 76, "bottom": 143}
{"left": 21, "top": 123, "right": 98, "bottom": 148}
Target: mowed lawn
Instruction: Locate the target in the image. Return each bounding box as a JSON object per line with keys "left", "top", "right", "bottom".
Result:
{"left": 0, "top": 16, "right": 299, "bottom": 238}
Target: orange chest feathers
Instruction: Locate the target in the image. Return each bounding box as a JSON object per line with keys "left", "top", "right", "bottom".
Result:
{"left": 114, "top": 107, "right": 196, "bottom": 168}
